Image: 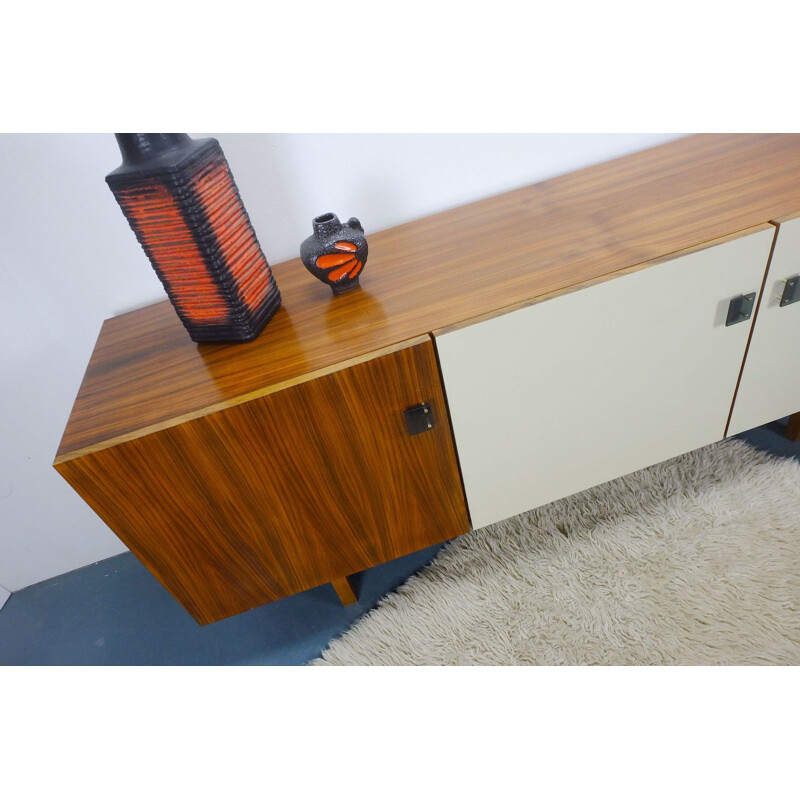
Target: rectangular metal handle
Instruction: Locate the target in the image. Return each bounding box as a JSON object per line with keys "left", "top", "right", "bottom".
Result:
{"left": 404, "top": 403, "right": 435, "bottom": 436}
{"left": 726, "top": 292, "right": 756, "bottom": 326}
{"left": 780, "top": 276, "right": 799, "bottom": 307}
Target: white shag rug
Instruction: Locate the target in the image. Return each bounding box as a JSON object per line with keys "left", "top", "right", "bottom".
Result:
{"left": 311, "top": 439, "right": 800, "bottom": 665}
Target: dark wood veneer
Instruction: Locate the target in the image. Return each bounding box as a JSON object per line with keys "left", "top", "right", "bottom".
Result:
{"left": 55, "top": 337, "right": 469, "bottom": 624}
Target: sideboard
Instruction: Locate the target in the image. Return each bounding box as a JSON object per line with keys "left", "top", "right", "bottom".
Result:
{"left": 54, "top": 134, "right": 800, "bottom": 625}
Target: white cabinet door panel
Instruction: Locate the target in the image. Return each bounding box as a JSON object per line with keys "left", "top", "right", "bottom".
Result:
{"left": 436, "top": 228, "right": 774, "bottom": 529}
{"left": 728, "top": 216, "right": 800, "bottom": 436}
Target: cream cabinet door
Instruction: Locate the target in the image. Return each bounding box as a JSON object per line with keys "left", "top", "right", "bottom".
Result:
{"left": 435, "top": 227, "right": 775, "bottom": 529}
{"left": 727, "top": 215, "right": 800, "bottom": 436}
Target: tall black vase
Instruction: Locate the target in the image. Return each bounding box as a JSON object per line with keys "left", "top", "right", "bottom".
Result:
{"left": 106, "top": 133, "right": 281, "bottom": 343}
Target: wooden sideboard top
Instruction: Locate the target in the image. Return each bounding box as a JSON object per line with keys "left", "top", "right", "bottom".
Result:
{"left": 55, "top": 133, "right": 800, "bottom": 462}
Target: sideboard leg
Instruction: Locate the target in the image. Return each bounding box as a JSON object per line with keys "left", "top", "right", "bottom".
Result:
{"left": 331, "top": 576, "right": 358, "bottom": 606}
{"left": 787, "top": 413, "right": 800, "bottom": 442}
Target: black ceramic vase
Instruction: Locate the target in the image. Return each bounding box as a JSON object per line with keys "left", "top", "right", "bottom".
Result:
{"left": 106, "top": 133, "right": 281, "bottom": 344}
{"left": 300, "top": 213, "right": 368, "bottom": 294}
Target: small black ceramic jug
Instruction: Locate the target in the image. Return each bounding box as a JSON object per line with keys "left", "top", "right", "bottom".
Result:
{"left": 300, "top": 213, "right": 368, "bottom": 294}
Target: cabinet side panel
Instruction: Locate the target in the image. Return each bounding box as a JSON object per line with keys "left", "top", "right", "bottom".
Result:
{"left": 728, "top": 217, "right": 800, "bottom": 435}
{"left": 56, "top": 338, "right": 469, "bottom": 624}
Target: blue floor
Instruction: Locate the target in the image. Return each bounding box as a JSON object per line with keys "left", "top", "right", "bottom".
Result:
{"left": 1, "top": 418, "right": 797, "bottom": 665}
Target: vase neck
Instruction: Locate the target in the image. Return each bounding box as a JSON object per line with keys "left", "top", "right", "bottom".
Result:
{"left": 313, "top": 212, "right": 342, "bottom": 239}
{"left": 114, "top": 133, "right": 194, "bottom": 165}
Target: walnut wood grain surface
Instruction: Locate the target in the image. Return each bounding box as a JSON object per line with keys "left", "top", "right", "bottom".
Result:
{"left": 57, "top": 134, "right": 800, "bottom": 460}
{"left": 55, "top": 338, "right": 469, "bottom": 624}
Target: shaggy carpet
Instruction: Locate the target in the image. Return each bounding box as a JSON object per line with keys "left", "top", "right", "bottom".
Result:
{"left": 311, "top": 439, "right": 800, "bottom": 665}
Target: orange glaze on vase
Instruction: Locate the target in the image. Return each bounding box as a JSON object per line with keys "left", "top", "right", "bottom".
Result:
{"left": 317, "top": 242, "right": 362, "bottom": 282}
{"left": 189, "top": 157, "right": 276, "bottom": 314}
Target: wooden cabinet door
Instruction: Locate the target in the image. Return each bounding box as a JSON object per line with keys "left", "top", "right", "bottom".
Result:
{"left": 56, "top": 336, "right": 469, "bottom": 624}
{"left": 435, "top": 227, "right": 774, "bottom": 529}
{"left": 727, "top": 215, "right": 800, "bottom": 436}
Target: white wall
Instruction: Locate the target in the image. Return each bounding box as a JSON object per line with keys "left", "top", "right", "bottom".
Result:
{"left": 0, "top": 133, "right": 684, "bottom": 592}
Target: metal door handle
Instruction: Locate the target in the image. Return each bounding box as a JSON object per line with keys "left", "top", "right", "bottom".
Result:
{"left": 404, "top": 403, "right": 435, "bottom": 436}
{"left": 780, "top": 276, "right": 799, "bottom": 307}
{"left": 726, "top": 293, "right": 756, "bottom": 326}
